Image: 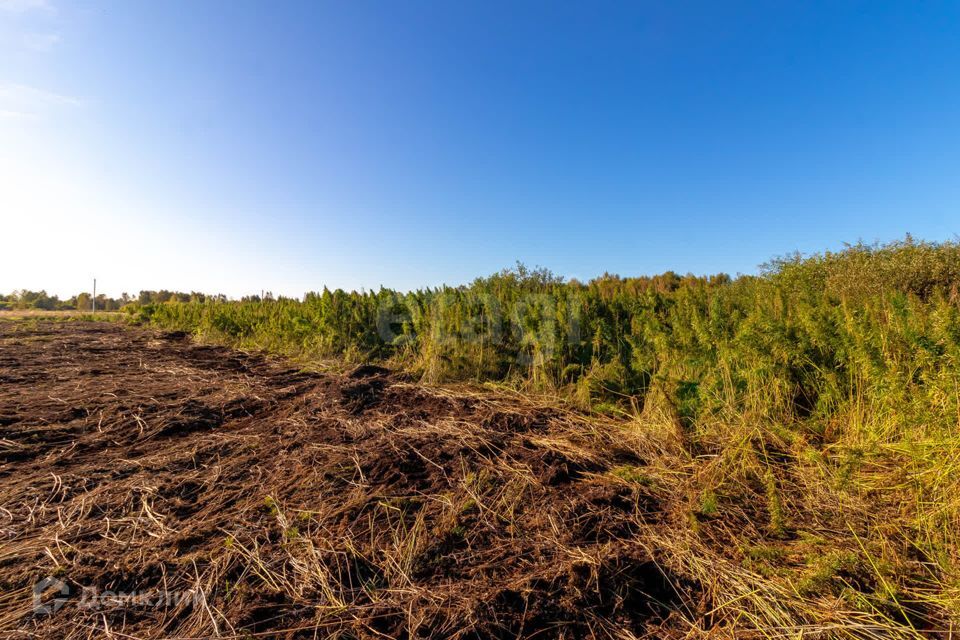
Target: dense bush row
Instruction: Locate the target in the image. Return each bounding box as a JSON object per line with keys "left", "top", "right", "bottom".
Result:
{"left": 133, "top": 239, "right": 960, "bottom": 430}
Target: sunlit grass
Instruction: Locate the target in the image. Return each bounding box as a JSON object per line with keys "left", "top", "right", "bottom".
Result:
{"left": 120, "top": 237, "right": 960, "bottom": 634}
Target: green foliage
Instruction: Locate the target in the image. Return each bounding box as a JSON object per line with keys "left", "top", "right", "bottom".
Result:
{"left": 698, "top": 489, "right": 719, "bottom": 517}
{"left": 609, "top": 465, "right": 656, "bottom": 486}
{"left": 127, "top": 244, "right": 960, "bottom": 437}
{"left": 797, "top": 550, "right": 865, "bottom": 597}
{"left": 764, "top": 470, "right": 786, "bottom": 537}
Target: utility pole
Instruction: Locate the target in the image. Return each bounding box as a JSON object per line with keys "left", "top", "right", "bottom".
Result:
{"left": 92, "top": 278, "right": 96, "bottom": 314}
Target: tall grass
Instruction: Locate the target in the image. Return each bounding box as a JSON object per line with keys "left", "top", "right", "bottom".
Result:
{"left": 132, "top": 237, "right": 960, "bottom": 627}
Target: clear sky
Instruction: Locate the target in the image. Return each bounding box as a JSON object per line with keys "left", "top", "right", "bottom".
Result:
{"left": 1, "top": 1, "right": 958, "bottom": 298}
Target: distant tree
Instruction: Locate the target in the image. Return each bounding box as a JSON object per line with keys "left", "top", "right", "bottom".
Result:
{"left": 15, "top": 290, "right": 59, "bottom": 310}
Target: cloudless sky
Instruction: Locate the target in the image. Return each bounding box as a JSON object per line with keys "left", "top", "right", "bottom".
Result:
{"left": 1, "top": 0, "right": 958, "bottom": 298}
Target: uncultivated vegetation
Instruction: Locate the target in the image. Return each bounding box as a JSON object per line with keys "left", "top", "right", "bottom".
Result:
{"left": 3, "top": 238, "right": 960, "bottom": 638}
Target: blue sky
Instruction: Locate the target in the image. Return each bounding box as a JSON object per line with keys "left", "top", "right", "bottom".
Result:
{"left": 1, "top": 1, "right": 958, "bottom": 297}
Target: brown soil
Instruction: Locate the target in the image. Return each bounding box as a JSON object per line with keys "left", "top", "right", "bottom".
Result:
{"left": 0, "top": 321, "right": 702, "bottom": 639}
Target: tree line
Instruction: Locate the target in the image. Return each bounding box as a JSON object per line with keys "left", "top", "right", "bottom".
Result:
{"left": 0, "top": 290, "right": 225, "bottom": 311}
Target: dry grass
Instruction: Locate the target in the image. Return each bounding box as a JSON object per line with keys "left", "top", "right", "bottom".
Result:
{"left": 0, "top": 320, "right": 957, "bottom": 638}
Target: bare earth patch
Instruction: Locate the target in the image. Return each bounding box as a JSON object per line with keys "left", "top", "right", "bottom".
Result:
{"left": 0, "top": 321, "right": 703, "bottom": 639}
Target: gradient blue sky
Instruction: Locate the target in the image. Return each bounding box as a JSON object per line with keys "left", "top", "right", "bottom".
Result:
{"left": 1, "top": 1, "right": 958, "bottom": 297}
